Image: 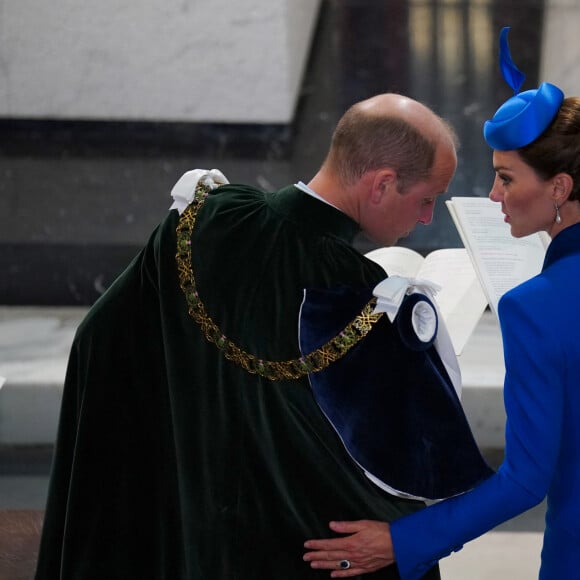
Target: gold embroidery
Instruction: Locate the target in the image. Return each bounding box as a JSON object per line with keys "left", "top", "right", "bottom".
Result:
{"left": 175, "top": 183, "right": 383, "bottom": 381}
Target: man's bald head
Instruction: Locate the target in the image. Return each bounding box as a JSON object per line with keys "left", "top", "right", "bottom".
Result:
{"left": 323, "top": 93, "right": 458, "bottom": 192}
{"left": 356, "top": 93, "right": 455, "bottom": 142}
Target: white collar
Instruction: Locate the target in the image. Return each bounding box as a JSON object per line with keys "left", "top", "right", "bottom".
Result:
{"left": 294, "top": 181, "right": 341, "bottom": 211}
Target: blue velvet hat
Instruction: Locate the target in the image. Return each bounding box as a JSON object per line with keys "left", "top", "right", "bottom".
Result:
{"left": 483, "top": 27, "right": 564, "bottom": 150}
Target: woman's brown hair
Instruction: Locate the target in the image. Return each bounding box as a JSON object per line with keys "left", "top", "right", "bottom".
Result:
{"left": 519, "top": 97, "right": 580, "bottom": 201}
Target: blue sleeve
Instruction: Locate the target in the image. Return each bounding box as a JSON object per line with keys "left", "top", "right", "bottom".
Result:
{"left": 391, "top": 469, "right": 538, "bottom": 579}
{"left": 391, "top": 286, "right": 563, "bottom": 579}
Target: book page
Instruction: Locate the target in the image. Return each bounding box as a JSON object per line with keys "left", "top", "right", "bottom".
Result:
{"left": 364, "top": 246, "right": 424, "bottom": 277}
{"left": 366, "top": 246, "right": 487, "bottom": 355}
{"left": 417, "top": 249, "right": 488, "bottom": 355}
{"left": 447, "top": 197, "right": 547, "bottom": 318}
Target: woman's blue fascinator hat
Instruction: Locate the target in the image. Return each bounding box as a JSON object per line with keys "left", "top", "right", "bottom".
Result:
{"left": 483, "top": 27, "right": 564, "bottom": 150}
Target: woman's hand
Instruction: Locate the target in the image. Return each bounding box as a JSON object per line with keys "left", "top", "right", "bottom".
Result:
{"left": 303, "top": 520, "right": 394, "bottom": 577}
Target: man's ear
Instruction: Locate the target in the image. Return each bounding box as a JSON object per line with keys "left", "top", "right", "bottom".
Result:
{"left": 370, "top": 169, "right": 397, "bottom": 204}
{"left": 552, "top": 172, "right": 574, "bottom": 204}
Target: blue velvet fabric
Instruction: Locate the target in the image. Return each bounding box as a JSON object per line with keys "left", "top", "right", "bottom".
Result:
{"left": 299, "top": 286, "right": 493, "bottom": 500}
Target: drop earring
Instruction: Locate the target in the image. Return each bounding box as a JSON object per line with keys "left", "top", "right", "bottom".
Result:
{"left": 554, "top": 203, "right": 562, "bottom": 224}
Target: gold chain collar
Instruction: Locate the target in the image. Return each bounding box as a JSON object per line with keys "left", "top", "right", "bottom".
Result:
{"left": 175, "top": 183, "right": 383, "bottom": 381}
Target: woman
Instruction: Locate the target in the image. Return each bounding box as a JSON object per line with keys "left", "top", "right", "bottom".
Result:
{"left": 302, "top": 28, "right": 580, "bottom": 579}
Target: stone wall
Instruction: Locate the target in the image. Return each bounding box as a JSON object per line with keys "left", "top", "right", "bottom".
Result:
{"left": 0, "top": 0, "right": 321, "bottom": 123}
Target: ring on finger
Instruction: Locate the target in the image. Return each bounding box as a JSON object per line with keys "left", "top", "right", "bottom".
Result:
{"left": 339, "top": 559, "right": 352, "bottom": 570}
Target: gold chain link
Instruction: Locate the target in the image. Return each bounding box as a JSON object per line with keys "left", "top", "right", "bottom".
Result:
{"left": 175, "top": 183, "right": 383, "bottom": 381}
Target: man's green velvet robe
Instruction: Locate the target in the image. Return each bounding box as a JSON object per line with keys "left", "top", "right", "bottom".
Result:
{"left": 35, "top": 184, "right": 440, "bottom": 579}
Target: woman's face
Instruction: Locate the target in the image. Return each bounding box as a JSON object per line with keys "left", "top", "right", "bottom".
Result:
{"left": 489, "top": 150, "right": 556, "bottom": 238}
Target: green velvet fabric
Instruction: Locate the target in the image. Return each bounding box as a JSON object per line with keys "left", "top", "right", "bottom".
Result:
{"left": 36, "top": 184, "right": 440, "bottom": 579}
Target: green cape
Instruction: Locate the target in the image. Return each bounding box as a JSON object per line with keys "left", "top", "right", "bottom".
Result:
{"left": 36, "top": 184, "right": 440, "bottom": 579}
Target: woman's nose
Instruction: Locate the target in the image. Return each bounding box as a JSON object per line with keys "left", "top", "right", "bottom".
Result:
{"left": 489, "top": 181, "right": 502, "bottom": 203}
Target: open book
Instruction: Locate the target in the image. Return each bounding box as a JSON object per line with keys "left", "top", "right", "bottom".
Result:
{"left": 446, "top": 197, "right": 549, "bottom": 318}
{"left": 365, "top": 246, "right": 487, "bottom": 356}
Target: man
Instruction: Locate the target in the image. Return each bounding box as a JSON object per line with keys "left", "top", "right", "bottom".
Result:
{"left": 36, "top": 94, "right": 459, "bottom": 579}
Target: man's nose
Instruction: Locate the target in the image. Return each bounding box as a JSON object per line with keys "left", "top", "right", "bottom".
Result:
{"left": 418, "top": 205, "right": 434, "bottom": 225}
